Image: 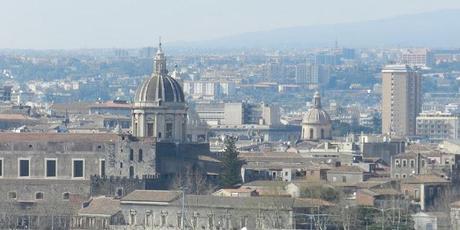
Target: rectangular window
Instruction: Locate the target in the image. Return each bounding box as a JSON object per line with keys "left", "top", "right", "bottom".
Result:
{"left": 72, "top": 159, "right": 84, "bottom": 178}
{"left": 45, "top": 158, "right": 57, "bottom": 177}
{"left": 100, "top": 159, "right": 106, "bottom": 177}
{"left": 166, "top": 123, "right": 173, "bottom": 138}
{"left": 18, "top": 158, "right": 30, "bottom": 177}
{"left": 147, "top": 123, "right": 154, "bottom": 137}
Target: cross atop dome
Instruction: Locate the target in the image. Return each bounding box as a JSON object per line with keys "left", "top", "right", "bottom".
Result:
{"left": 157, "top": 36, "right": 163, "bottom": 54}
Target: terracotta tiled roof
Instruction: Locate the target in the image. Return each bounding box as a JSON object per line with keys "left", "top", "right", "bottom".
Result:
{"left": 0, "top": 114, "right": 31, "bottom": 120}
{"left": 90, "top": 101, "right": 132, "bottom": 109}
{"left": 243, "top": 180, "right": 289, "bottom": 187}
{"left": 402, "top": 175, "right": 450, "bottom": 184}
{"left": 51, "top": 102, "right": 92, "bottom": 113}
{"left": 328, "top": 165, "right": 365, "bottom": 173}
{"left": 355, "top": 180, "right": 392, "bottom": 189}
{"left": 0, "top": 132, "right": 119, "bottom": 142}
{"left": 360, "top": 188, "right": 401, "bottom": 196}
{"left": 78, "top": 196, "right": 121, "bottom": 217}
{"left": 121, "top": 190, "right": 181, "bottom": 203}
{"left": 294, "top": 198, "right": 335, "bottom": 207}
{"left": 214, "top": 188, "right": 256, "bottom": 194}
{"left": 183, "top": 195, "right": 333, "bottom": 209}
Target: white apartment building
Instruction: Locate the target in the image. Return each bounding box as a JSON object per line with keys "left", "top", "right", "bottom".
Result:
{"left": 416, "top": 112, "right": 460, "bottom": 141}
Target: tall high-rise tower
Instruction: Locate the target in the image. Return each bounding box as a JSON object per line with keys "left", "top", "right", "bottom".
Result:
{"left": 381, "top": 65, "right": 421, "bottom": 137}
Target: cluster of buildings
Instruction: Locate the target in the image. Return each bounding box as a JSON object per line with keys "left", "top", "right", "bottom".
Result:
{"left": 2, "top": 43, "right": 460, "bottom": 229}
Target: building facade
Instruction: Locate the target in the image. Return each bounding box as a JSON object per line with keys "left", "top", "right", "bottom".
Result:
{"left": 416, "top": 112, "right": 460, "bottom": 141}
{"left": 84, "top": 190, "right": 332, "bottom": 230}
{"left": 381, "top": 65, "right": 422, "bottom": 137}
{"left": 401, "top": 48, "right": 434, "bottom": 67}
{"left": 195, "top": 102, "right": 281, "bottom": 126}
{"left": 0, "top": 133, "right": 156, "bottom": 229}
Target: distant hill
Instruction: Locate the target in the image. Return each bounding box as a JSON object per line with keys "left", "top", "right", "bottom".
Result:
{"left": 178, "top": 10, "right": 460, "bottom": 49}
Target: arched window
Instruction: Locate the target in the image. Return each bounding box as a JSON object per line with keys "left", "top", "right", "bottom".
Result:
{"left": 138, "top": 149, "right": 143, "bottom": 162}
{"left": 129, "top": 166, "right": 135, "bottom": 178}
{"left": 129, "top": 149, "right": 134, "bottom": 161}
{"left": 321, "top": 129, "right": 325, "bottom": 139}
{"left": 309, "top": 128, "right": 314, "bottom": 139}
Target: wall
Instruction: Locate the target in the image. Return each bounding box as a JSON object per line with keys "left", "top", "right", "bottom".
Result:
{"left": 224, "top": 103, "right": 243, "bottom": 125}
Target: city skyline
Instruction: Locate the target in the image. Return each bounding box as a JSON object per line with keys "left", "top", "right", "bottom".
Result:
{"left": 2, "top": 2, "right": 460, "bottom": 229}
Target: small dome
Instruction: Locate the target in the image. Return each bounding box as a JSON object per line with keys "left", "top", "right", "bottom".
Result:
{"left": 302, "top": 92, "right": 331, "bottom": 125}
{"left": 171, "top": 65, "right": 181, "bottom": 80}
{"left": 134, "top": 74, "right": 185, "bottom": 103}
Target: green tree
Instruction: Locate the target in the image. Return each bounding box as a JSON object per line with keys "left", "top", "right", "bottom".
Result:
{"left": 219, "top": 136, "right": 243, "bottom": 188}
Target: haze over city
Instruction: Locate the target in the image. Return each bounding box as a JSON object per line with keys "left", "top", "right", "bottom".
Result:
{"left": 1, "top": 0, "right": 460, "bottom": 49}
{"left": 2, "top": 1, "right": 460, "bottom": 229}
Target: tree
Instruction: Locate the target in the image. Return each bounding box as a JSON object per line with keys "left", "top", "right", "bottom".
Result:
{"left": 171, "top": 165, "right": 215, "bottom": 195}
{"left": 219, "top": 136, "right": 244, "bottom": 188}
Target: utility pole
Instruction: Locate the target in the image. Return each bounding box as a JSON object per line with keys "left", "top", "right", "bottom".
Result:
{"left": 181, "top": 187, "right": 187, "bottom": 230}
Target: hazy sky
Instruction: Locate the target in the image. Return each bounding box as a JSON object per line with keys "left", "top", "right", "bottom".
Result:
{"left": 1, "top": 0, "right": 460, "bottom": 49}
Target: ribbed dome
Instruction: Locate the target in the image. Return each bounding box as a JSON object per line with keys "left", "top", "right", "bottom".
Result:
{"left": 302, "top": 108, "right": 331, "bottom": 125}
{"left": 134, "top": 74, "right": 185, "bottom": 103}
{"left": 302, "top": 91, "right": 331, "bottom": 125}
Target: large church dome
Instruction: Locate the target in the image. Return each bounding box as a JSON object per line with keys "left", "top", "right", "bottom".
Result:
{"left": 131, "top": 42, "right": 188, "bottom": 142}
{"left": 134, "top": 44, "right": 185, "bottom": 104}
{"left": 134, "top": 74, "right": 185, "bottom": 103}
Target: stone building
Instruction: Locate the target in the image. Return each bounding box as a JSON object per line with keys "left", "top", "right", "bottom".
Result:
{"left": 400, "top": 175, "right": 450, "bottom": 211}
{"left": 391, "top": 152, "right": 423, "bottom": 179}
{"left": 73, "top": 190, "right": 333, "bottom": 230}
{"left": 390, "top": 146, "right": 456, "bottom": 179}
{"left": 0, "top": 133, "right": 157, "bottom": 228}
{"left": 326, "top": 165, "right": 367, "bottom": 184}
{"left": 301, "top": 91, "right": 332, "bottom": 141}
